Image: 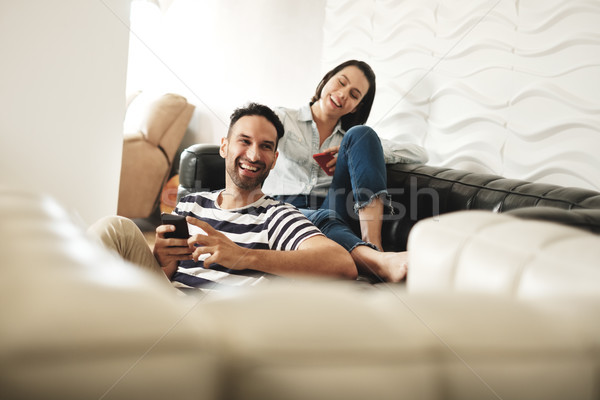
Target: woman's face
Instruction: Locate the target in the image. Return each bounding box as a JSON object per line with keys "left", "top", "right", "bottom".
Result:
{"left": 317, "top": 65, "right": 370, "bottom": 119}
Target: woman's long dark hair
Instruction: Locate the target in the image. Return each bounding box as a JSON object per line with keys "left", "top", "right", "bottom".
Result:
{"left": 310, "top": 60, "right": 376, "bottom": 131}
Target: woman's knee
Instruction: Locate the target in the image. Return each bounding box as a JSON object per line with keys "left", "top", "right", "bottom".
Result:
{"left": 343, "top": 125, "right": 380, "bottom": 146}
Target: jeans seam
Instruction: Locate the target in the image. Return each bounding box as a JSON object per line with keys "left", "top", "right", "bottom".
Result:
{"left": 349, "top": 241, "right": 381, "bottom": 253}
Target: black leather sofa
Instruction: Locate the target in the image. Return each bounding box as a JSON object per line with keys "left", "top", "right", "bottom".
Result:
{"left": 179, "top": 144, "right": 600, "bottom": 252}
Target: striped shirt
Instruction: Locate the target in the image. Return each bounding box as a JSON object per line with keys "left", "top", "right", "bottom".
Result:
{"left": 171, "top": 190, "right": 322, "bottom": 294}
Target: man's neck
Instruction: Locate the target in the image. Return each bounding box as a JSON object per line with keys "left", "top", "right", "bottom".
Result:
{"left": 217, "top": 187, "right": 265, "bottom": 209}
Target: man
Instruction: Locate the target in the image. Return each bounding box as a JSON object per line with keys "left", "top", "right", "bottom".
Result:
{"left": 91, "top": 103, "right": 356, "bottom": 294}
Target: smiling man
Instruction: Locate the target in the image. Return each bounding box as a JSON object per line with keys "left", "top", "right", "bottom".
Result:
{"left": 91, "top": 103, "right": 356, "bottom": 294}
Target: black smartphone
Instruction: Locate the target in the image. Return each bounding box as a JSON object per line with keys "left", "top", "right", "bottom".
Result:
{"left": 161, "top": 213, "right": 190, "bottom": 239}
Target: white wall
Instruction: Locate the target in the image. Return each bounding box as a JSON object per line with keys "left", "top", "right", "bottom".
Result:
{"left": 0, "top": 0, "right": 131, "bottom": 225}
{"left": 323, "top": 0, "right": 600, "bottom": 191}
{"left": 125, "top": 0, "right": 326, "bottom": 146}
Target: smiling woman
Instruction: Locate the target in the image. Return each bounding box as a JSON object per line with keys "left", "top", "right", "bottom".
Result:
{"left": 259, "top": 60, "right": 427, "bottom": 283}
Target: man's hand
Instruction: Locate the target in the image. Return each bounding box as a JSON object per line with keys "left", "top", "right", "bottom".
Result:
{"left": 186, "top": 217, "right": 249, "bottom": 270}
{"left": 153, "top": 223, "right": 194, "bottom": 279}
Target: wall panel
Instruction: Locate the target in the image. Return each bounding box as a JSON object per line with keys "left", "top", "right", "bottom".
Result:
{"left": 323, "top": 0, "right": 600, "bottom": 190}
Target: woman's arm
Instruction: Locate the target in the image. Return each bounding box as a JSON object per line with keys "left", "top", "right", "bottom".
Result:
{"left": 381, "top": 138, "right": 429, "bottom": 164}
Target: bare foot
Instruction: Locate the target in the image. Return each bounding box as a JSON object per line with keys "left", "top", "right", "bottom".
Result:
{"left": 350, "top": 246, "right": 408, "bottom": 283}
{"left": 378, "top": 251, "right": 408, "bottom": 282}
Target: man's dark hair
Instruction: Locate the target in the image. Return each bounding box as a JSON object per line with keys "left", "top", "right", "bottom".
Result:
{"left": 310, "top": 59, "right": 376, "bottom": 132}
{"left": 228, "top": 102, "right": 285, "bottom": 147}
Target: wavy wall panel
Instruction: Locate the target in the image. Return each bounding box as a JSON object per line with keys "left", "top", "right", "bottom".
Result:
{"left": 323, "top": 0, "right": 600, "bottom": 191}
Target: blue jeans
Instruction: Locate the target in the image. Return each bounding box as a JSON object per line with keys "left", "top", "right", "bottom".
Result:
{"left": 276, "top": 125, "right": 388, "bottom": 252}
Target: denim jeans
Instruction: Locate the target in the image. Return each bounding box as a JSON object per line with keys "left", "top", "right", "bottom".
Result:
{"left": 275, "top": 125, "right": 388, "bottom": 252}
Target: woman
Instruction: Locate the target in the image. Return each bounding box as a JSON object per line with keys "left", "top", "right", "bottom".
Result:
{"left": 262, "top": 60, "right": 428, "bottom": 282}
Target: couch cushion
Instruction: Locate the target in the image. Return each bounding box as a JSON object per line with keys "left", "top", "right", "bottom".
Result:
{"left": 0, "top": 188, "right": 220, "bottom": 399}
{"left": 193, "top": 280, "right": 600, "bottom": 400}
{"left": 407, "top": 210, "right": 600, "bottom": 298}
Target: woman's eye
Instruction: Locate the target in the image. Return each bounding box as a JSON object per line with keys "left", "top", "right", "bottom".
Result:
{"left": 338, "top": 79, "right": 345, "bottom": 86}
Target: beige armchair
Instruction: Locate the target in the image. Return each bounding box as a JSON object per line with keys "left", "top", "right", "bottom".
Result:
{"left": 117, "top": 93, "right": 195, "bottom": 219}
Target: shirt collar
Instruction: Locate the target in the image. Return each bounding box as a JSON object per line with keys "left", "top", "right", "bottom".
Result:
{"left": 298, "top": 103, "right": 346, "bottom": 135}
{"left": 298, "top": 103, "right": 313, "bottom": 122}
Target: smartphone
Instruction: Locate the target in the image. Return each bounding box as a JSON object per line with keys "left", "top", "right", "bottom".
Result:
{"left": 161, "top": 213, "right": 190, "bottom": 239}
{"left": 312, "top": 152, "right": 335, "bottom": 176}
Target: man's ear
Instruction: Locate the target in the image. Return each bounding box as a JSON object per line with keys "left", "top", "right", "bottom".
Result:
{"left": 219, "top": 137, "right": 228, "bottom": 158}
{"left": 270, "top": 150, "right": 279, "bottom": 170}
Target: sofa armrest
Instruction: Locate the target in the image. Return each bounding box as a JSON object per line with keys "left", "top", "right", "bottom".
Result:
{"left": 406, "top": 210, "right": 600, "bottom": 298}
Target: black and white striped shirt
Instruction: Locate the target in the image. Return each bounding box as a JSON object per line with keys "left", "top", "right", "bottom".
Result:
{"left": 171, "top": 190, "right": 322, "bottom": 294}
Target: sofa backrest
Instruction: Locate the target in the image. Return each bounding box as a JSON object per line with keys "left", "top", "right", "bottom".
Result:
{"left": 178, "top": 143, "right": 225, "bottom": 200}
{"left": 383, "top": 163, "right": 600, "bottom": 251}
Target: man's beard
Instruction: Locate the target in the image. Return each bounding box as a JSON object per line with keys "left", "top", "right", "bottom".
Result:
{"left": 226, "top": 157, "right": 271, "bottom": 191}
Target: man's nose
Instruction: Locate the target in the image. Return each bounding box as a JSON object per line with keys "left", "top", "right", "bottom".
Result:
{"left": 246, "top": 145, "right": 260, "bottom": 161}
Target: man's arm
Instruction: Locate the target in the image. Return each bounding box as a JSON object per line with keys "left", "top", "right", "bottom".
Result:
{"left": 187, "top": 217, "right": 357, "bottom": 279}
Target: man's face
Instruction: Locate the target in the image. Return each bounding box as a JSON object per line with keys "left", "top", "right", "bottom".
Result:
{"left": 220, "top": 115, "right": 279, "bottom": 192}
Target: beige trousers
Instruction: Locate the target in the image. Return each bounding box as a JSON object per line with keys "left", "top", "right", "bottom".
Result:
{"left": 88, "top": 216, "right": 173, "bottom": 287}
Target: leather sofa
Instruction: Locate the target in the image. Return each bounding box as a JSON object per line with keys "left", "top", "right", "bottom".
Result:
{"left": 179, "top": 144, "right": 600, "bottom": 252}
{"left": 1, "top": 184, "right": 599, "bottom": 399}
{"left": 381, "top": 163, "right": 600, "bottom": 251}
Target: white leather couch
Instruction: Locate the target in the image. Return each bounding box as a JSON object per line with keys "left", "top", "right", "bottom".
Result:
{"left": 1, "top": 188, "right": 598, "bottom": 399}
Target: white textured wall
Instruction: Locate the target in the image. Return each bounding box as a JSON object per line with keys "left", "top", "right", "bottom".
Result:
{"left": 323, "top": 0, "right": 600, "bottom": 191}
{"left": 0, "top": 0, "right": 131, "bottom": 225}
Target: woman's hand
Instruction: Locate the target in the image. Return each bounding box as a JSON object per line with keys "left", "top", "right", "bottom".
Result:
{"left": 186, "top": 217, "right": 249, "bottom": 270}
{"left": 321, "top": 145, "right": 339, "bottom": 173}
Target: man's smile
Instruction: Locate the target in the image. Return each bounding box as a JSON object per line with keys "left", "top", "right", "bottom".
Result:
{"left": 240, "top": 162, "right": 259, "bottom": 172}
{"left": 237, "top": 158, "right": 265, "bottom": 177}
